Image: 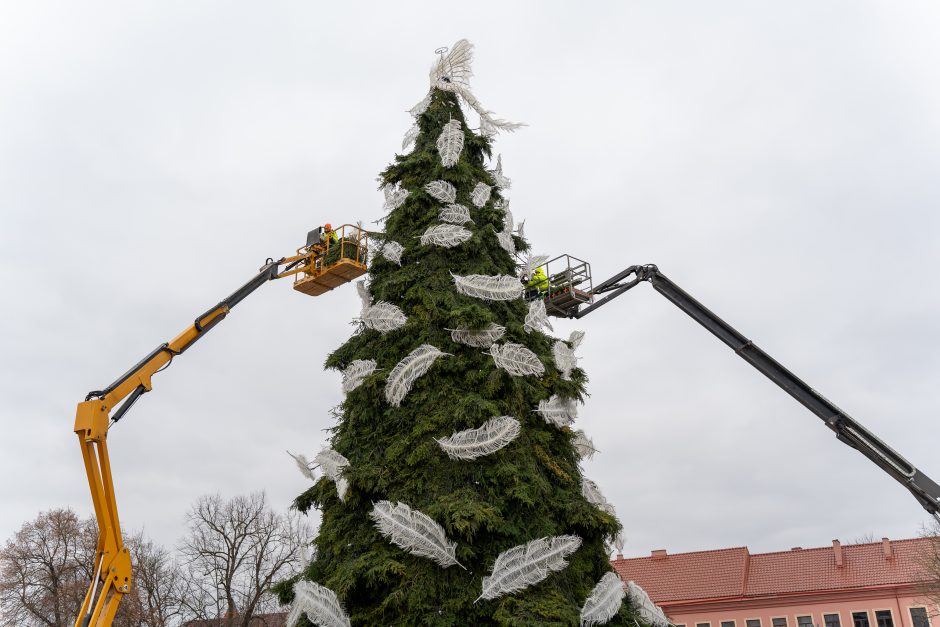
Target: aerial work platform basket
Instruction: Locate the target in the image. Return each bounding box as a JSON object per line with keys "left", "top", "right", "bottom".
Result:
{"left": 291, "top": 224, "right": 369, "bottom": 297}
{"left": 526, "top": 254, "right": 594, "bottom": 317}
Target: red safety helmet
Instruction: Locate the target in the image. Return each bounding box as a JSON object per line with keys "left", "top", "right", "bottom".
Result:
{"left": 324, "top": 223, "right": 332, "bottom": 231}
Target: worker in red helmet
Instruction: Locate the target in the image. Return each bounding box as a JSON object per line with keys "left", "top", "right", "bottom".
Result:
{"left": 323, "top": 222, "right": 338, "bottom": 245}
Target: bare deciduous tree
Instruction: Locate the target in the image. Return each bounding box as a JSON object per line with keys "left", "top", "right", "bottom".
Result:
{"left": 0, "top": 509, "right": 181, "bottom": 627}
{"left": 177, "top": 493, "right": 308, "bottom": 627}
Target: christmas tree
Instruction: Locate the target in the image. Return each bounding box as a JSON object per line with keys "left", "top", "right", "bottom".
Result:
{"left": 278, "top": 40, "right": 645, "bottom": 627}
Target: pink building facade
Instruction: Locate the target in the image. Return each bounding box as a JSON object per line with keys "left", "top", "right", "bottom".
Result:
{"left": 613, "top": 538, "right": 937, "bottom": 627}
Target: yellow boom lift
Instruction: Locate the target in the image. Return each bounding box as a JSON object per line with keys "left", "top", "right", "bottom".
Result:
{"left": 73, "top": 225, "right": 367, "bottom": 627}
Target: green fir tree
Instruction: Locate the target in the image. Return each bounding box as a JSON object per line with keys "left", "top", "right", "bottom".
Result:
{"left": 277, "top": 41, "right": 645, "bottom": 627}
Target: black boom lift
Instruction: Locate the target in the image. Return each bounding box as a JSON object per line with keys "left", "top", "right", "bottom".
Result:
{"left": 528, "top": 255, "right": 940, "bottom": 520}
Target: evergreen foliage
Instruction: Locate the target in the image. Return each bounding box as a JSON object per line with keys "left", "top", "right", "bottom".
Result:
{"left": 275, "top": 87, "right": 641, "bottom": 626}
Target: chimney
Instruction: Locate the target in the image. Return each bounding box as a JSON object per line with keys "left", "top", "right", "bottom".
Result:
{"left": 882, "top": 537, "right": 893, "bottom": 559}
{"left": 791, "top": 547, "right": 803, "bottom": 551}
{"left": 832, "top": 539, "right": 843, "bottom": 567}
{"left": 651, "top": 549, "right": 668, "bottom": 560}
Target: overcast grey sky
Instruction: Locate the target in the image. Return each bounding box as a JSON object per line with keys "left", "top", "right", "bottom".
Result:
{"left": 2, "top": 1, "right": 939, "bottom": 560}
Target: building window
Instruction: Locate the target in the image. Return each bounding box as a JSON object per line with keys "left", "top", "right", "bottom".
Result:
{"left": 910, "top": 608, "right": 930, "bottom": 627}
{"left": 853, "top": 612, "right": 871, "bottom": 627}
{"left": 747, "top": 621, "right": 762, "bottom": 627}
{"left": 774, "top": 618, "right": 789, "bottom": 627}
{"left": 825, "top": 614, "right": 842, "bottom": 627}
{"left": 723, "top": 621, "right": 736, "bottom": 627}
{"left": 697, "top": 622, "right": 711, "bottom": 627}
{"left": 875, "top": 611, "right": 894, "bottom": 627}
{"left": 798, "top": 616, "right": 813, "bottom": 627}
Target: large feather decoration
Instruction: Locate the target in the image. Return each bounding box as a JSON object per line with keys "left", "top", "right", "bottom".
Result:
{"left": 452, "top": 273, "right": 523, "bottom": 301}
{"left": 582, "top": 477, "right": 617, "bottom": 516}
{"left": 568, "top": 330, "right": 586, "bottom": 349}
{"left": 341, "top": 359, "right": 378, "bottom": 394}
{"left": 523, "top": 299, "right": 553, "bottom": 334}
{"left": 572, "top": 429, "right": 598, "bottom": 460}
{"left": 355, "top": 280, "right": 371, "bottom": 311}
{"left": 536, "top": 395, "right": 577, "bottom": 427}
{"left": 287, "top": 580, "right": 351, "bottom": 627}
{"left": 496, "top": 230, "right": 516, "bottom": 255}
{"left": 382, "top": 182, "right": 410, "bottom": 212}
{"left": 449, "top": 323, "right": 506, "bottom": 348}
{"left": 436, "top": 119, "right": 464, "bottom": 168}
{"left": 410, "top": 93, "right": 432, "bottom": 118}
{"left": 518, "top": 253, "right": 550, "bottom": 279}
{"left": 489, "top": 343, "right": 545, "bottom": 377}
{"left": 287, "top": 451, "right": 316, "bottom": 481}
{"left": 378, "top": 240, "right": 404, "bottom": 266}
{"left": 436, "top": 415, "right": 521, "bottom": 460}
{"left": 420, "top": 223, "right": 472, "bottom": 248}
{"left": 370, "top": 500, "right": 464, "bottom": 569}
{"left": 614, "top": 533, "right": 625, "bottom": 554}
{"left": 314, "top": 448, "right": 349, "bottom": 502}
{"left": 553, "top": 338, "right": 579, "bottom": 381}
{"left": 424, "top": 180, "right": 457, "bottom": 203}
{"left": 478, "top": 535, "right": 582, "bottom": 601}
{"left": 402, "top": 123, "right": 419, "bottom": 152}
{"left": 490, "top": 154, "right": 511, "bottom": 189}
{"left": 360, "top": 302, "right": 407, "bottom": 333}
{"left": 580, "top": 572, "right": 626, "bottom": 627}
{"left": 627, "top": 581, "right": 671, "bottom": 627}
{"left": 439, "top": 203, "right": 473, "bottom": 225}
{"left": 470, "top": 182, "right": 492, "bottom": 208}
{"left": 385, "top": 344, "right": 449, "bottom": 406}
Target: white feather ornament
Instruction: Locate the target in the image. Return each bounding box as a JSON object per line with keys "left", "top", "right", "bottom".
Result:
{"left": 489, "top": 343, "right": 545, "bottom": 377}
{"left": 582, "top": 477, "right": 617, "bottom": 516}
{"left": 378, "top": 240, "right": 404, "bottom": 266}
{"left": 478, "top": 535, "right": 582, "bottom": 601}
{"left": 569, "top": 330, "right": 586, "bottom": 350}
{"left": 360, "top": 301, "right": 407, "bottom": 333}
{"left": 436, "top": 119, "right": 464, "bottom": 167}
{"left": 536, "top": 395, "right": 578, "bottom": 428}
{"left": 314, "top": 448, "right": 349, "bottom": 502}
{"left": 424, "top": 180, "right": 457, "bottom": 203}
{"left": 572, "top": 429, "right": 598, "bottom": 460}
{"left": 491, "top": 154, "right": 511, "bottom": 189}
{"left": 449, "top": 323, "right": 506, "bottom": 348}
{"left": 385, "top": 344, "right": 449, "bottom": 406}
{"left": 287, "top": 451, "right": 316, "bottom": 481}
{"left": 580, "top": 572, "right": 626, "bottom": 627}
{"left": 470, "top": 182, "right": 492, "bottom": 208}
{"left": 370, "top": 500, "right": 464, "bottom": 569}
{"left": 409, "top": 93, "right": 432, "bottom": 117}
{"left": 439, "top": 203, "right": 473, "bottom": 225}
{"left": 420, "top": 223, "right": 472, "bottom": 248}
{"left": 382, "top": 183, "right": 410, "bottom": 212}
{"left": 355, "top": 280, "right": 371, "bottom": 312}
{"left": 452, "top": 84, "right": 525, "bottom": 133}
{"left": 523, "top": 299, "right": 553, "bottom": 334}
{"left": 452, "top": 274, "right": 524, "bottom": 301}
{"left": 402, "top": 123, "right": 419, "bottom": 151}
{"left": 515, "top": 219, "right": 525, "bottom": 241}
{"left": 518, "top": 254, "right": 550, "bottom": 279}
{"left": 287, "top": 580, "right": 351, "bottom": 627}
{"left": 553, "top": 340, "right": 578, "bottom": 381}
{"left": 627, "top": 581, "right": 671, "bottom": 627}
{"left": 341, "top": 359, "right": 378, "bottom": 394}
{"left": 436, "top": 416, "right": 521, "bottom": 460}
{"left": 496, "top": 230, "right": 516, "bottom": 255}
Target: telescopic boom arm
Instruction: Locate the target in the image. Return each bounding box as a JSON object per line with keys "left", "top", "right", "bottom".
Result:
{"left": 569, "top": 264, "right": 940, "bottom": 519}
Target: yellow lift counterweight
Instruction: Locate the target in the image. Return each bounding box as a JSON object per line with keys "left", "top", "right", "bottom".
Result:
{"left": 73, "top": 224, "right": 367, "bottom": 627}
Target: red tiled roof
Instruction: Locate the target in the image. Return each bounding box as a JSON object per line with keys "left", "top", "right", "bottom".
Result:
{"left": 612, "top": 537, "right": 933, "bottom": 603}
